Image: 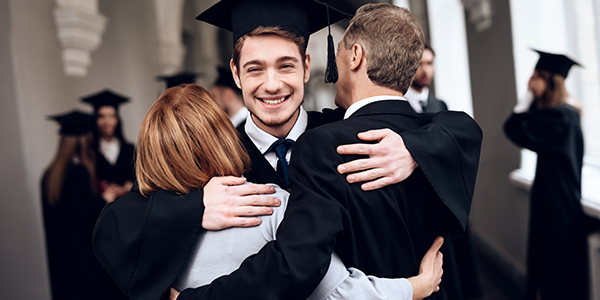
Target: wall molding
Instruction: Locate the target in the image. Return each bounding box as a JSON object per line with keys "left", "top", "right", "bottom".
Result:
{"left": 53, "top": 0, "right": 107, "bottom": 77}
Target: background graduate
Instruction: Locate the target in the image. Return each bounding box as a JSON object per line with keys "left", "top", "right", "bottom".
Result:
{"left": 504, "top": 50, "right": 589, "bottom": 300}
{"left": 41, "top": 111, "right": 125, "bottom": 300}
{"left": 82, "top": 89, "right": 135, "bottom": 197}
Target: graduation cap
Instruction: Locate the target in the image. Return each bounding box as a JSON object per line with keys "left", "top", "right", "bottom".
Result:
{"left": 48, "top": 110, "right": 96, "bottom": 135}
{"left": 157, "top": 71, "right": 200, "bottom": 89}
{"left": 213, "top": 66, "right": 239, "bottom": 91}
{"left": 533, "top": 49, "right": 582, "bottom": 78}
{"left": 196, "top": 0, "right": 351, "bottom": 83}
{"left": 81, "top": 89, "right": 129, "bottom": 112}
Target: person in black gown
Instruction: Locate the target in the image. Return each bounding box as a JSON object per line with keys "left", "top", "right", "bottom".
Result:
{"left": 504, "top": 49, "right": 589, "bottom": 300}
{"left": 82, "top": 89, "right": 135, "bottom": 198}
{"left": 41, "top": 111, "right": 125, "bottom": 300}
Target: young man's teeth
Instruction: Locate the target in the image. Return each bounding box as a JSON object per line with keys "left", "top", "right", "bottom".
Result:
{"left": 262, "top": 97, "right": 286, "bottom": 105}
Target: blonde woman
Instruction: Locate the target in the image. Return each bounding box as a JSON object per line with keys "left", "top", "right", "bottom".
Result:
{"left": 94, "top": 84, "right": 444, "bottom": 300}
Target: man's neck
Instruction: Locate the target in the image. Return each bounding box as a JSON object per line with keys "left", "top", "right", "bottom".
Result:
{"left": 343, "top": 85, "right": 404, "bottom": 109}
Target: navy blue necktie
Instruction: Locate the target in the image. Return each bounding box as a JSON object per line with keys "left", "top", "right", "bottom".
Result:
{"left": 266, "top": 138, "right": 295, "bottom": 184}
{"left": 419, "top": 100, "right": 427, "bottom": 113}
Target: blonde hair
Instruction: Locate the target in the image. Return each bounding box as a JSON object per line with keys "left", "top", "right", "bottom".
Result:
{"left": 136, "top": 84, "right": 250, "bottom": 197}
{"left": 343, "top": 3, "right": 424, "bottom": 94}
{"left": 43, "top": 133, "right": 97, "bottom": 206}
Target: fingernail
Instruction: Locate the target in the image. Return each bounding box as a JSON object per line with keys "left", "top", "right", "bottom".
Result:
{"left": 347, "top": 175, "right": 354, "bottom": 182}
{"left": 275, "top": 199, "right": 281, "bottom": 205}
{"left": 337, "top": 146, "right": 344, "bottom": 154}
{"left": 338, "top": 165, "right": 346, "bottom": 173}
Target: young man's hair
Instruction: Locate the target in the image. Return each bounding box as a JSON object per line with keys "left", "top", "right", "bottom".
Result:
{"left": 343, "top": 3, "right": 424, "bottom": 94}
{"left": 535, "top": 69, "right": 581, "bottom": 114}
{"left": 136, "top": 84, "right": 250, "bottom": 197}
{"left": 232, "top": 26, "right": 306, "bottom": 69}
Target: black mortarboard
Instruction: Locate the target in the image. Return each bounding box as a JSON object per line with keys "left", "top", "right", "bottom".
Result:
{"left": 214, "top": 66, "right": 239, "bottom": 91}
{"left": 48, "top": 110, "right": 96, "bottom": 135}
{"left": 533, "top": 49, "right": 582, "bottom": 78}
{"left": 157, "top": 71, "right": 199, "bottom": 89}
{"left": 196, "top": 0, "right": 350, "bottom": 83}
{"left": 81, "top": 89, "right": 129, "bottom": 112}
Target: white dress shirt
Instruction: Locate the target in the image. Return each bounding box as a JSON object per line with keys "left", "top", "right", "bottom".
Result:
{"left": 244, "top": 106, "right": 308, "bottom": 170}
{"left": 344, "top": 95, "right": 407, "bottom": 119}
{"left": 99, "top": 138, "right": 120, "bottom": 165}
{"left": 404, "top": 86, "right": 429, "bottom": 113}
{"left": 230, "top": 106, "right": 248, "bottom": 128}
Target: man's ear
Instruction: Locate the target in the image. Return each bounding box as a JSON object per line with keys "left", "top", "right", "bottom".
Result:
{"left": 230, "top": 59, "right": 242, "bottom": 89}
{"left": 304, "top": 53, "right": 311, "bottom": 84}
{"left": 350, "top": 44, "right": 364, "bottom": 71}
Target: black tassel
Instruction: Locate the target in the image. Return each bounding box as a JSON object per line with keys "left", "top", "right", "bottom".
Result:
{"left": 324, "top": 3, "right": 338, "bottom": 84}
{"left": 325, "top": 33, "right": 338, "bottom": 83}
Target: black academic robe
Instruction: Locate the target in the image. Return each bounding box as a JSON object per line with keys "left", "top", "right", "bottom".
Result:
{"left": 415, "top": 94, "right": 482, "bottom": 300}
{"left": 95, "top": 141, "right": 135, "bottom": 185}
{"left": 504, "top": 103, "right": 588, "bottom": 300}
{"left": 93, "top": 105, "right": 482, "bottom": 300}
{"left": 178, "top": 100, "right": 482, "bottom": 300}
{"left": 42, "top": 163, "right": 126, "bottom": 300}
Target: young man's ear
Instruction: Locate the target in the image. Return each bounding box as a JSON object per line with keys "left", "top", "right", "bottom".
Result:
{"left": 230, "top": 59, "right": 242, "bottom": 89}
{"left": 304, "top": 53, "right": 311, "bottom": 84}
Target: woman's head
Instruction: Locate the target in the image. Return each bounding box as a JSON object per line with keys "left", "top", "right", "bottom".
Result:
{"left": 96, "top": 105, "right": 120, "bottom": 139}
{"left": 528, "top": 69, "right": 569, "bottom": 109}
{"left": 136, "top": 84, "right": 250, "bottom": 197}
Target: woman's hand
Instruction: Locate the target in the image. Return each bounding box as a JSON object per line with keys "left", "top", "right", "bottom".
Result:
{"left": 202, "top": 177, "right": 281, "bottom": 230}
{"left": 408, "top": 236, "right": 444, "bottom": 300}
{"left": 336, "top": 129, "right": 418, "bottom": 191}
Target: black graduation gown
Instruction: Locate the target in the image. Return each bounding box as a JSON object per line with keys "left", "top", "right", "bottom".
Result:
{"left": 96, "top": 140, "right": 135, "bottom": 185}
{"left": 418, "top": 94, "right": 482, "bottom": 300}
{"left": 93, "top": 106, "right": 482, "bottom": 300}
{"left": 42, "top": 163, "right": 126, "bottom": 300}
{"left": 504, "top": 103, "right": 587, "bottom": 300}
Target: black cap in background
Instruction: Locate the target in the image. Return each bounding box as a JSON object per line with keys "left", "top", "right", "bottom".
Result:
{"left": 157, "top": 71, "right": 200, "bottom": 89}
{"left": 81, "top": 89, "right": 130, "bottom": 112}
{"left": 213, "top": 66, "right": 239, "bottom": 91}
{"left": 533, "top": 49, "right": 581, "bottom": 78}
{"left": 48, "top": 110, "right": 96, "bottom": 136}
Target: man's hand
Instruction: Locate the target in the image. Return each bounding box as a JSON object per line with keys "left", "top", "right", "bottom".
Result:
{"left": 408, "top": 237, "right": 444, "bottom": 300}
{"left": 202, "top": 176, "right": 281, "bottom": 230}
{"left": 170, "top": 287, "right": 180, "bottom": 300}
{"left": 336, "top": 129, "right": 418, "bottom": 191}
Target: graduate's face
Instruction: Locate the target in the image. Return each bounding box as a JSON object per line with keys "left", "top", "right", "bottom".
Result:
{"left": 528, "top": 70, "right": 547, "bottom": 98}
{"left": 232, "top": 34, "right": 310, "bottom": 134}
{"left": 96, "top": 106, "right": 118, "bottom": 139}
{"left": 412, "top": 49, "right": 434, "bottom": 90}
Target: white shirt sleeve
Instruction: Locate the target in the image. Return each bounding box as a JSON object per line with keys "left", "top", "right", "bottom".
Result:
{"left": 308, "top": 253, "right": 413, "bottom": 300}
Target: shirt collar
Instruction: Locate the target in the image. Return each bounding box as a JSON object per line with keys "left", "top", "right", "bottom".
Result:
{"left": 405, "top": 87, "right": 429, "bottom": 113}
{"left": 230, "top": 107, "right": 248, "bottom": 128}
{"left": 244, "top": 106, "right": 308, "bottom": 154}
{"left": 344, "top": 95, "right": 406, "bottom": 119}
